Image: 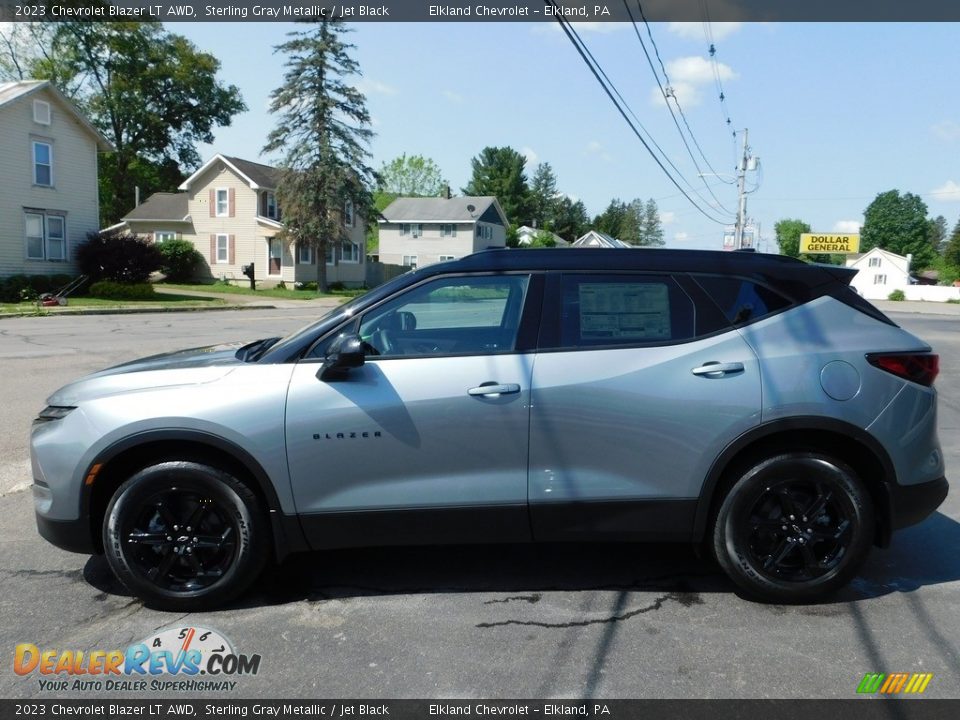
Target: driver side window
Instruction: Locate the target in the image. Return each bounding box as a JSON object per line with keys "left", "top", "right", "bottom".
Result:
{"left": 357, "top": 275, "right": 529, "bottom": 358}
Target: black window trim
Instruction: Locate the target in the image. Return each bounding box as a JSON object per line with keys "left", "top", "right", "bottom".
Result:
{"left": 686, "top": 271, "right": 797, "bottom": 329}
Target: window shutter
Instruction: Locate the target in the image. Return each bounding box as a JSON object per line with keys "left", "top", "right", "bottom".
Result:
{"left": 210, "top": 234, "right": 216, "bottom": 260}
{"left": 209, "top": 190, "right": 215, "bottom": 217}
{"left": 228, "top": 188, "right": 235, "bottom": 217}
{"left": 228, "top": 235, "right": 235, "bottom": 264}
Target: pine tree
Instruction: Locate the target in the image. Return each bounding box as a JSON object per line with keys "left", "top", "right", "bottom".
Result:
{"left": 263, "top": 20, "right": 376, "bottom": 293}
{"left": 641, "top": 198, "right": 665, "bottom": 246}
{"left": 529, "top": 162, "right": 559, "bottom": 229}
{"left": 944, "top": 217, "right": 960, "bottom": 269}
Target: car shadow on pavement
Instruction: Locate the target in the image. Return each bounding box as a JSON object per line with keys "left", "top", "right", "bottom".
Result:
{"left": 80, "top": 511, "right": 960, "bottom": 609}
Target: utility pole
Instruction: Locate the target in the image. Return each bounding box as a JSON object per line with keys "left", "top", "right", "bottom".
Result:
{"left": 735, "top": 128, "right": 749, "bottom": 250}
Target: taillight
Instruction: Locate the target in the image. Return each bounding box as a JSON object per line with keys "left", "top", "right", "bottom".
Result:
{"left": 866, "top": 353, "right": 939, "bottom": 387}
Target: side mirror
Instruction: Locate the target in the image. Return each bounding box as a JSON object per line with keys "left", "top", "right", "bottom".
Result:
{"left": 320, "top": 334, "right": 366, "bottom": 380}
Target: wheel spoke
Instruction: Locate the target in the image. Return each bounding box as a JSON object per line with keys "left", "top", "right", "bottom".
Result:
{"left": 186, "top": 551, "right": 205, "bottom": 576}
{"left": 799, "top": 544, "right": 820, "bottom": 571}
{"left": 810, "top": 519, "right": 851, "bottom": 542}
{"left": 763, "top": 537, "right": 796, "bottom": 570}
{"left": 802, "top": 486, "right": 833, "bottom": 523}
{"left": 749, "top": 515, "right": 785, "bottom": 530}
{"left": 155, "top": 503, "right": 180, "bottom": 531}
{"left": 127, "top": 531, "right": 169, "bottom": 546}
{"left": 185, "top": 501, "right": 208, "bottom": 531}
{"left": 150, "top": 547, "right": 179, "bottom": 581}
{"left": 776, "top": 489, "right": 800, "bottom": 519}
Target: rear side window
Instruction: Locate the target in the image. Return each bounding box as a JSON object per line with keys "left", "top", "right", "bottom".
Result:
{"left": 558, "top": 274, "right": 694, "bottom": 348}
{"left": 694, "top": 276, "right": 791, "bottom": 325}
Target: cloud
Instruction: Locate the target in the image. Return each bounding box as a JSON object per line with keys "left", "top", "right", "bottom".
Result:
{"left": 357, "top": 79, "right": 398, "bottom": 96}
{"left": 832, "top": 220, "right": 861, "bottom": 233}
{"left": 650, "top": 81, "right": 700, "bottom": 108}
{"left": 931, "top": 180, "right": 960, "bottom": 202}
{"left": 668, "top": 22, "right": 743, "bottom": 41}
{"left": 584, "top": 140, "right": 612, "bottom": 162}
{"left": 660, "top": 211, "right": 676, "bottom": 225}
{"left": 673, "top": 232, "right": 689, "bottom": 243}
{"left": 932, "top": 120, "right": 960, "bottom": 142}
{"left": 442, "top": 90, "right": 463, "bottom": 104}
{"left": 521, "top": 146, "right": 538, "bottom": 168}
{"left": 649, "top": 57, "right": 736, "bottom": 108}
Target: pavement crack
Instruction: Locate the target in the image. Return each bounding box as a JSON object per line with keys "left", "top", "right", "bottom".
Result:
{"left": 476, "top": 591, "right": 702, "bottom": 629}
{"left": 484, "top": 594, "right": 542, "bottom": 605}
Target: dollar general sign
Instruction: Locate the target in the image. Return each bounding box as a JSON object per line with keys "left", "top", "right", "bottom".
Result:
{"left": 800, "top": 233, "right": 861, "bottom": 254}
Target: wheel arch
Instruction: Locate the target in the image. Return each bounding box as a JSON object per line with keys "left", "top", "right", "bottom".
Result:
{"left": 83, "top": 430, "right": 307, "bottom": 559}
{"left": 693, "top": 417, "right": 897, "bottom": 548}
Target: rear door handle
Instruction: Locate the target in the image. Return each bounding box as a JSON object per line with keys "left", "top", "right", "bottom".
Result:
{"left": 468, "top": 383, "right": 521, "bottom": 397}
{"left": 691, "top": 361, "right": 745, "bottom": 377}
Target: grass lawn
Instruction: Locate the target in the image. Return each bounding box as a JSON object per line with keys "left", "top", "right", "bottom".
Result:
{"left": 0, "top": 294, "right": 226, "bottom": 314}
{"left": 159, "top": 282, "right": 366, "bottom": 301}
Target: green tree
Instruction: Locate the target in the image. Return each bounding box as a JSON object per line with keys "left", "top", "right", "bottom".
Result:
{"left": 594, "top": 199, "right": 629, "bottom": 240}
{"left": 378, "top": 154, "right": 447, "bottom": 196}
{"left": 861, "top": 190, "right": 936, "bottom": 269}
{"left": 774, "top": 218, "right": 811, "bottom": 258}
{"left": 10, "top": 22, "right": 246, "bottom": 225}
{"left": 366, "top": 189, "right": 399, "bottom": 254}
{"left": 529, "top": 162, "right": 559, "bottom": 229}
{"left": 552, "top": 197, "right": 589, "bottom": 243}
{"left": 640, "top": 198, "right": 666, "bottom": 247}
{"left": 462, "top": 146, "right": 530, "bottom": 225}
{"left": 943, "top": 217, "right": 960, "bottom": 269}
{"left": 929, "top": 215, "right": 949, "bottom": 256}
{"left": 264, "top": 20, "right": 376, "bottom": 293}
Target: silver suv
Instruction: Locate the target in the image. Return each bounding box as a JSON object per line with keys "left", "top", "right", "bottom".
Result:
{"left": 31, "top": 249, "right": 948, "bottom": 609}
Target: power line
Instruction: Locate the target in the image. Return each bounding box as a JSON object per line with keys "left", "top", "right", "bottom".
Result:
{"left": 545, "top": 0, "right": 731, "bottom": 225}
{"left": 700, "top": 0, "right": 739, "bottom": 172}
{"left": 632, "top": 1, "right": 736, "bottom": 188}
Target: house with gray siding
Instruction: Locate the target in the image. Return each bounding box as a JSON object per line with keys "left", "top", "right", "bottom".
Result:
{"left": 108, "top": 153, "right": 366, "bottom": 287}
{"left": 0, "top": 80, "right": 112, "bottom": 277}
{"left": 378, "top": 196, "right": 508, "bottom": 268}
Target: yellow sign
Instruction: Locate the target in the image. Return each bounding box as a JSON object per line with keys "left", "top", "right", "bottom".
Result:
{"left": 800, "top": 233, "right": 861, "bottom": 254}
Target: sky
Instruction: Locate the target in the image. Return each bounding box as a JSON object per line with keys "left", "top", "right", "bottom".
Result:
{"left": 169, "top": 20, "right": 960, "bottom": 251}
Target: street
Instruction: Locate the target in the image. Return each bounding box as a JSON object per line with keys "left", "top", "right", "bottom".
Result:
{"left": 0, "top": 307, "right": 958, "bottom": 699}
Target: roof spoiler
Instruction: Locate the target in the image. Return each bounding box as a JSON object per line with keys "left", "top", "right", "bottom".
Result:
{"left": 815, "top": 264, "right": 858, "bottom": 285}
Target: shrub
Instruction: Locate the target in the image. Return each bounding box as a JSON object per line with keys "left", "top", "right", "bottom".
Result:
{"left": 88, "top": 281, "right": 156, "bottom": 300}
{"left": 888, "top": 289, "right": 906, "bottom": 301}
{"left": 0, "top": 275, "right": 31, "bottom": 303}
{"left": 76, "top": 230, "right": 162, "bottom": 283}
{"left": 158, "top": 239, "right": 203, "bottom": 282}
{"left": 327, "top": 281, "right": 345, "bottom": 291}
{"left": 295, "top": 281, "right": 318, "bottom": 291}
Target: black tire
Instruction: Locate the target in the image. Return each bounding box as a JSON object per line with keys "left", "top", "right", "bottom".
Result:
{"left": 712, "top": 452, "right": 874, "bottom": 603}
{"left": 103, "top": 461, "right": 269, "bottom": 611}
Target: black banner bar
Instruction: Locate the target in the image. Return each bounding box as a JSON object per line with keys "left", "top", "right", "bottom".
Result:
{"left": 3, "top": 0, "right": 960, "bottom": 23}
{"left": 1, "top": 700, "right": 959, "bottom": 720}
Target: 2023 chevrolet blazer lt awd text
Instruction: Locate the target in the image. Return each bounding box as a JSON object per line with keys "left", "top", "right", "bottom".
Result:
{"left": 31, "top": 249, "right": 948, "bottom": 609}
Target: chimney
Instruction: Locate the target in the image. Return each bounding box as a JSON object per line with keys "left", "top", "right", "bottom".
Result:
{"left": 442, "top": 184, "right": 451, "bottom": 200}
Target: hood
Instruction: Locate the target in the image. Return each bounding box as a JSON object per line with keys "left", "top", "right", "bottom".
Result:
{"left": 46, "top": 341, "right": 253, "bottom": 406}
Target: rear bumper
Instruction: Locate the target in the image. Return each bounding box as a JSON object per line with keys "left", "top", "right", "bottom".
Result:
{"left": 36, "top": 513, "right": 95, "bottom": 555}
{"left": 887, "top": 476, "right": 948, "bottom": 531}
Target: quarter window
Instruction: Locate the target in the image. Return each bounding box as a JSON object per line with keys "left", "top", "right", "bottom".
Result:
{"left": 356, "top": 274, "right": 530, "bottom": 358}
{"left": 693, "top": 276, "right": 792, "bottom": 325}
{"left": 33, "top": 142, "right": 52, "bottom": 186}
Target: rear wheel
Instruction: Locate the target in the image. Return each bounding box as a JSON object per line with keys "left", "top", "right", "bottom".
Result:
{"left": 712, "top": 452, "right": 873, "bottom": 602}
{"left": 103, "top": 461, "right": 269, "bottom": 611}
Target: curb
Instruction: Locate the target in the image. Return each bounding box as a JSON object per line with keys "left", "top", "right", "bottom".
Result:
{"left": 0, "top": 303, "right": 278, "bottom": 320}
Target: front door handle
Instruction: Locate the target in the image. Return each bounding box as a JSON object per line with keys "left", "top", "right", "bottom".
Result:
{"left": 468, "top": 382, "right": 521, "bottom": 397}
{"left": 691, "top": 361, "right": 745, "bottom": 377}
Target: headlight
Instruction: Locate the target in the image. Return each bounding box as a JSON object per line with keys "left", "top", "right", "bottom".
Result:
{"left": 35, "top": 406, "right": 76, "bottom": 423}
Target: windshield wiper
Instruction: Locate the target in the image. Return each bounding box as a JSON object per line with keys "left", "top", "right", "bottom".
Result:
{"left": 236, "top": 337, "right": 281, "bottom": 362}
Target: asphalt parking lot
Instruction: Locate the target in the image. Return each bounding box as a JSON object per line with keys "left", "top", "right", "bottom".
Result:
{"left": 0, "top": 307, "right": 958, "bottom": 699}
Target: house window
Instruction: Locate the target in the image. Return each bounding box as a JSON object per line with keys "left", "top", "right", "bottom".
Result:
{"left": 215, "top": 188, "right": 229, "bottom": 217}
{"left": 342, "top": 241, "right": 361, "bottom": 263}
{"left": 868, "top": 257, "right": 881, "bottom": 268}
{"left": 24, "top": 211, "right": 66, "bottom": 261}
{"left": 33, "top": 100, "right": 51, "bottom": 125}
{"left": 401, "top": 223, "right": 422, "bottom": 238}
{"left": 439, "top": 255, "right": 456, "bottom": 262}
{"left": 325, "top": 244, "right": 336, "bottom": 265}
{"left": 298, "top": 243, "right": 314, "bottom": 264}
{"left": 873, "top": 274, "right": 887, "bottom": 285}
{"left": 266, "top": 192, "right": 278, "bottom": 219}
{"left": 441, "top": 224, "right": 457, "bottom": 237}
{"left": 476, "top": 224, "right": 492, "bottom": 241}
{"left": 402, "top": 255, "right": 418, "bottom": 269}
{"left": 33, "top": 141, "right": 52, "bottom": 186}
{"left": 216, "top": 234, "right": 229, "bottom": 263}
{"left": 344, "top": 200, "right": 354, "bottom": 228}
{"left": 154, "top": 231, "right": 176, "bottom": 243}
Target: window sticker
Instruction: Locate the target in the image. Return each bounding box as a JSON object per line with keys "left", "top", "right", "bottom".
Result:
{"left": 579, "top": 282, "right": 670, "bottom": 340}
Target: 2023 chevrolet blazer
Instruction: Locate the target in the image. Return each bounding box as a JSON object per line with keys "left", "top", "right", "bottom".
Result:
{"left": 31, "top": 249, "right": 947, "bottom": 609}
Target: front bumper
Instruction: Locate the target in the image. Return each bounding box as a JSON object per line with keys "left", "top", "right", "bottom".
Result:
{"left": 887, "top": 476, "right": 949, "bottom": 531}
{"left": 36, "top": 512, "right": 96, "bottom": 555}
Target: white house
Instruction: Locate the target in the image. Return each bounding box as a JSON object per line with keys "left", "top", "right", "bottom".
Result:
{"left": 845, "top": 248, "right": 911, "bottom": 300}
{"left": 572, "top": 230, "right": 632, "bottom": 248}
{"left": 0, "top": 80, "right": 113, "bottom": 277}
{"left": 516, "top": 225, "right": 569, "bottom": 247}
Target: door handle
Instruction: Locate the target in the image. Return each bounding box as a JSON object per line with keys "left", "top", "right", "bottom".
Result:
{"left": 691, "top": 361, "right": 745, "bottom": 377}
{"left": 468, "top": 382, "right": 521, "bottom": 397}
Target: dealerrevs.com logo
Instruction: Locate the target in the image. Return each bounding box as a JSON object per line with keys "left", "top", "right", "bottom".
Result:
{"left": 14, "top": 626, "right": 261, "bottom": 692}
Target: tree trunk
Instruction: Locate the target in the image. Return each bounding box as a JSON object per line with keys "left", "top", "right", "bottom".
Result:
{"left": 316, "top": 241, "right": 328, "bottom": 294}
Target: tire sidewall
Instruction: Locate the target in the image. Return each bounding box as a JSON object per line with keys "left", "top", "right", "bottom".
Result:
{"left": 713, "top": 453, "right": 873, "bottom": 603}
{"left": 103, "top": 462, "right": 265, "bottom": 610}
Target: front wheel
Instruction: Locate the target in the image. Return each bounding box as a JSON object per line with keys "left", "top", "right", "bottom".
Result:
{"left": 712, "top": 452, "right": 874, "bottom": 603}
{"left": 103, "top": 461, "right": 269, "bottom": 611}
